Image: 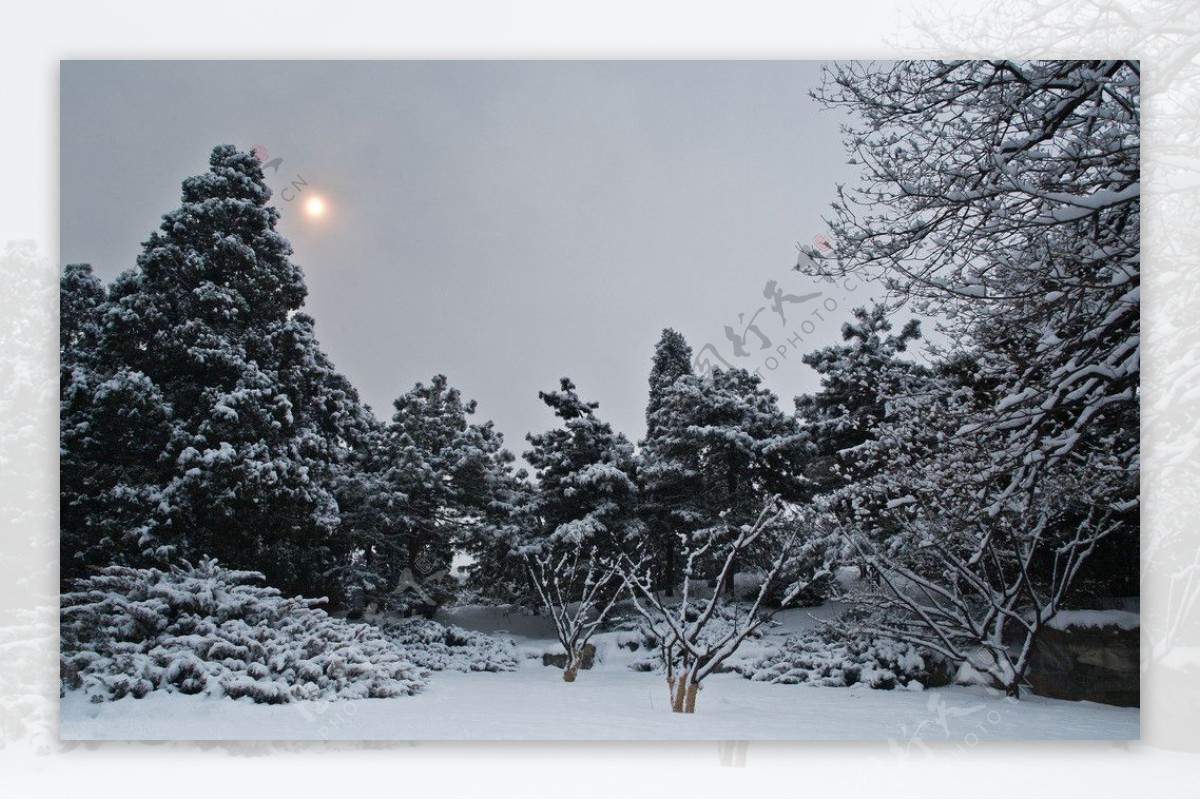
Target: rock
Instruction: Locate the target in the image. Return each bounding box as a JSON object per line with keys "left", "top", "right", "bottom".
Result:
{"left": 1028, "top": 623, "right": 1139, "bottom": 707}
{"left": 923, "top": 653, "right": 955, "bottom": 689}
{"left": 542, "top": 643, "right": 596, "bottom": 670}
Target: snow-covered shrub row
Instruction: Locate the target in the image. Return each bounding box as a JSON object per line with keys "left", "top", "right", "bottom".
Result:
{"left": 374, "top": 618, "right": 519, "bottom": 673}
{"left": 727, "top": 628, "right": 949, "bottom": 690}
{"left": 60, "top": 561, "right": 428, "bottom": 703}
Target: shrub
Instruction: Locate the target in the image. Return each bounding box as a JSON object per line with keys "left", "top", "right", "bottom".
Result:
{"left": 374, "top": 618, "right": 519, "bottom": 673}
{"left": 60, "top": 560, "right": 428, "bottom": 703}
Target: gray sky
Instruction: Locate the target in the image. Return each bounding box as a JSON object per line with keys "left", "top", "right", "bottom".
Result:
{"left": 61, "top": 61, "right": 882, "bottom": 457}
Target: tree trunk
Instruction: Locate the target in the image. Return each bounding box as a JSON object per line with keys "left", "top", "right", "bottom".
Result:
{"left": 684, "top": 681, "right": 699, "bottom": 714}
{"left": 670, "top": 676, "right": 687, "bottom": 712}
{"left": 719, "top": 554, "right": 737, "bottom": 599}
{"left": 669, "top": 673, "right": 700, "bottom": 713}
{"left": 563, "top": 649, "right": 580, "bottom": 682}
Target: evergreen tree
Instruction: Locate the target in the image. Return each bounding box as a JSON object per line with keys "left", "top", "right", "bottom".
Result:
{"left": 372, "top": 375, "right": 524, "bottom": 611}
{"left": 62, "top": 145, "right": 365, "bottom": 597}
{"left": 60, "top": 263, "right": 172, "bottom": 584}
{"left": 638, "top": 328, "right": 697, "bottom": 593}
{"left": 794, "top": 304, "right": 928, "bottom": 495}
{"left": 523, "top": 378, "right": 640, "bottom": 557}
{"left": 641, "top": 368, "right": 809, "bottom": 595}
{"left": 645, "top": 328, "right": 694, "bottom": 437}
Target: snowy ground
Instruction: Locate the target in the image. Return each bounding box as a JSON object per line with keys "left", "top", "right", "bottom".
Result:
{"left": 60, "top": 604, "right": 1139, "bottom": 741}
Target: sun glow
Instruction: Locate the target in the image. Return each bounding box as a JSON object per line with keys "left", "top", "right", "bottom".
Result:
{"left": 304, "top": 196, "right": 327, "bottom": 218}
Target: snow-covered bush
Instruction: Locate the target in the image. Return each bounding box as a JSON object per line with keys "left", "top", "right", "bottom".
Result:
{"left": 60, "top": 560, "right": 428, "bottom": 703}
{"left": 728, "top": 627, "right": 950, "bottom": 690}
{"left": 374, "top": 618, "right": 519, "bottom": 673}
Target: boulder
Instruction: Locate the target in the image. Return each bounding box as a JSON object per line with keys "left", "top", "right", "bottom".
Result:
{"left": 1028, "top": 621, "right": 1139, "bottom": 707}
{"left": 542, "top": 643, "right": 596, "bottom": 670}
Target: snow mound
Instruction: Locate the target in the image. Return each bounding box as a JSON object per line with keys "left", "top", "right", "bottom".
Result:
{"left": 375, "top": 618, "right": 519, "bottom": 672}
{"left": 60, "top": 560, "right": 428, "bottom": 704}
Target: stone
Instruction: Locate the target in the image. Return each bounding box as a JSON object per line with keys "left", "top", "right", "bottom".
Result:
{"left": 1028, "top": 623, "right": 1139, "bottom": 707}
{"left": 542, "top": 642, "right": 596, "bottom": 670}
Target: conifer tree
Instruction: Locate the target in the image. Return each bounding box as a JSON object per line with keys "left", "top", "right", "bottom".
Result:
{"left": 638, "top": 328, "right": 697, "bottom": 593}
{"left": 61, "top": 146, "right": 365, "bottom": 596}
{"left": 641, "top": 368, "right": 809, "bottom": 595}
{"left": 523, "top": 378, "right": 640, "bottom": 558}
{"left": 371, "top": 375, "right": 524, "bottom": 611}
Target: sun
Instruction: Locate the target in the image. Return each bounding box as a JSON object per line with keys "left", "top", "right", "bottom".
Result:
{"left": 304, "top": 196, "right": 327, "bottom": 218}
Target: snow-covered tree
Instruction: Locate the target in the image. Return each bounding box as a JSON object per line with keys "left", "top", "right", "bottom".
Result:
{"left": 809, "top": 60, "right": 1139, "bottom": 525}
{"left": 621, "top": 497, "right": 814, "bottom": 713}
{"left": 801, "top": 61, "right": 1140, "bottom": 694}
{"left": 638, "top": 328, "right": 698, "bottom": 593}
{"left": 524, "top": 539, "right": 626, "bottom": 681}
{"left": 388, "top": 376, "right": 518, "bottom": 565}
{"left": 645, "top": 328, "right": 695, "bottom": 438}
{"left": 795, "top": 304, "right": 927, "bottom": 492}
{"left": 61, "top": 146, "right": 370, "bottom": 597}
{"left": 523, "top": 378, "right": 641, "bottom": 556}
{"left": 60, "top": 263, "right": 174, "bottom": 584}
{"left": 515, "top": 378, "right": 640, "bottom": 653}
{"left": 640, "top": 368, "right": 809, "bottom": 596}
{"left": 824, "top": 365, "right": 1131, "bottom": 696}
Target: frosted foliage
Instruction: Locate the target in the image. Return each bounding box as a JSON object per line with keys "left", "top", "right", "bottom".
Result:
{"left": 375, "top": 618, "right": 519, "bottom": 673}
{"left": 60, "top": 560, "right": 427, "bottom": 704}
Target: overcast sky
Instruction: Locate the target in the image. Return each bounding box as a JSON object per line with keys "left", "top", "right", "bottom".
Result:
{"left": 61, "top": 60, "right": 883, "bottom": 458}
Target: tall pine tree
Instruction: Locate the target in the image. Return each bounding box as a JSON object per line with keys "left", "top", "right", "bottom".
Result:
{"left": 638, "top": 328, "right": 697, "bottom": 593}
{"left": 61, "top": 146, "right": 366, "bottom": 596}
{"left": 641, "top": 367, "right": 809, "bottom": 595}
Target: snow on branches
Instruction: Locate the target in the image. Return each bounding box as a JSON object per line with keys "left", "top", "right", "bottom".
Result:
{"left": 619, "top": 497, "right": 815, "bottom": 713}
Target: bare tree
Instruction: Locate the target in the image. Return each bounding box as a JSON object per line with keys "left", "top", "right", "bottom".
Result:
{"left": 801, "top": 61, "right": 1139, "bottom": 696}
{"left": 840, "top": 467, "right": 1125, "bottom": 697}
{"left": 525, "top": 540, "right": 626, "bottom": 682}
{"left": 621, "top": 497, "right": 811, "bottom": 713}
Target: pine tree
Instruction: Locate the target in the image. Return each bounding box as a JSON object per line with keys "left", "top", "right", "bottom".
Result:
{"left": 373, "top": 375, "right": 524, "bottom": 612}
{"left": 641, "top": 368, "right": 809, "bottom": 596}
{"left": 60, "top": 264, "right": 172, "bottom": 584}
{"left": 62, "top": 145, "right": 365, "bottom": 597}
{"left": 520, "top": 378, "right": 639, "bottom": 663}
{"left": 794, "top": 304, "right": 928, "bottom": 494}
{"left": 523, "top": 378, "right": 640, "bottom": 557}
{"left": 638, "top": 328, "right": 697, "bottom": 593}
